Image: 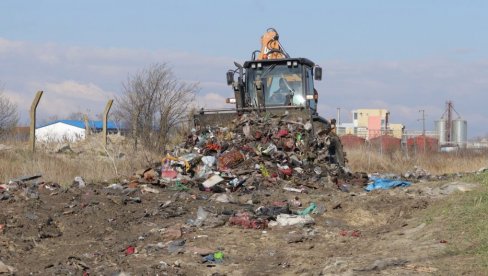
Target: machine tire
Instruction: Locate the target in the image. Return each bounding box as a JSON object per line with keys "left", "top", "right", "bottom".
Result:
{"left": 328, "top": 133, "right": 346, "bottom": 167}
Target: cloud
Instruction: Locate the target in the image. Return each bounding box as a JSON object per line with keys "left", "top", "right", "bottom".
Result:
{"left": 317, "top": 58, "right": 488, "bottom": 136}
{"left": 0, "top": 37, "right": 235, "bottom": 123}
{"left": 195, "top": 92, "right": 228, "bottom": 109}
{"left": 42, "top": 80, "right": 112, "bottom": 102}
{"left": 1, "top": 37, "right": 488, "bottom": 137}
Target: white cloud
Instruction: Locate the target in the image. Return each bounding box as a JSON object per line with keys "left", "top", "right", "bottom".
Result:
{"left": 195, "top": 92, "right": 228, "bottom": 109}
{"left": 1, "top": 37, "right": 488, "bottom": 137}
{"left": 42, "top": 80, "right": 111, "bottom": 102}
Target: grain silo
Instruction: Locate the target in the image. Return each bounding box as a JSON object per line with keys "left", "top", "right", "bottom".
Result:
{"left": 437, "top": 101, "right": 468, "bottom": 148}
{"left": 435, "top": 119, "right": 448, "bottom": 145}
{"left": 451, "top": 119, "right": 467, "bottom": 148}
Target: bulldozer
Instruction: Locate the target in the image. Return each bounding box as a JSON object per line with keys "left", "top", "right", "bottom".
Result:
{"left": 194, "top": 28, "right": 345, "bottom": 166}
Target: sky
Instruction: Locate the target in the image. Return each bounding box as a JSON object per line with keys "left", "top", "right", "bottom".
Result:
{"left": 1, "top": 0, "right": 487, "bottom": 137}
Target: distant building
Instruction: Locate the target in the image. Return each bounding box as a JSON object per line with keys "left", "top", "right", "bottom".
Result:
{"left": 389, "top": 123, "right": 405, "bottom": 139}
{"left": 337, "top": 108, "right": 404, "bottom": 139}
{"left": 36, "top": 120, "right": 118, "bottom": 142}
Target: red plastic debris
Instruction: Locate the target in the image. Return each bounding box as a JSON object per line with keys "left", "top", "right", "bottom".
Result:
{"left": 205, "top": 143, "right": 221, "bottom": 151}
{"left": 439, "top": 240, "right": 448, "bottom": 244}
{"left": 125, "top": 246, "right": 136, "bottom": 256}
{"left": 276, "top": 129, "right": 289, "bottom": 138}
{"left": 255, "top": 131, "right": 262, "bottom": 140}
{"left": 339, "top": 229, "right": 361, "bottom": 237}
{"left": 161, "top": 170, "right": 178, "bottom": 179}
{"left": 279, "top": 167, "right": 293, "bottom": 176}
{"left": 272, "top": 201, "right": 288, "bottom": 207}
{"left": 229, "top": 212, "right": 268, "bottom": 229}
{"left": 350, "top": 230, "right": 362, "bottom": 237}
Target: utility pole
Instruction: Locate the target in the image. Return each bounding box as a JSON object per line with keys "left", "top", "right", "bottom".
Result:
{"left": 418, "top": 109, "right": 426, "bottom": 152}
{"left": 336, "top": 107, "right": 341, "bottom": 126}
{"left": 419, "top": 109, "right": 426, "bottom": 136}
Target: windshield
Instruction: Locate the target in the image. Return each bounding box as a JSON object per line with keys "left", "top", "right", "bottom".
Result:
{"left": 246, "top": 64, "right": 305, "bottom": 107}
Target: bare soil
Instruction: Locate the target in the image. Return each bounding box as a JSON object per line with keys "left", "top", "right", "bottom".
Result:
{"left": 0, "top": 179, "right": 479, "bottom": 275}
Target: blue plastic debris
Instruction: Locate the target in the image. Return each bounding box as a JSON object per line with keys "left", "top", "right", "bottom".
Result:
{"left": 365, "top": 178, "right": 411, "bottom": 192}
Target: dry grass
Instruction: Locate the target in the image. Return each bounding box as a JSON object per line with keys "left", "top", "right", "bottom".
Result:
{"left": 0, "top": 135, "right": 159, "bottom": 185}
{"left": 2, "top": 137, "right": 488, "bottom": 185}
{"left": 346, "top": 146, "right": 488, "bottom": 175}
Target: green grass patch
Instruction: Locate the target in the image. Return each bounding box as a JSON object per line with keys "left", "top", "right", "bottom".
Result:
{"left": 424, "top": 172, "right": 488, "bottom": 268}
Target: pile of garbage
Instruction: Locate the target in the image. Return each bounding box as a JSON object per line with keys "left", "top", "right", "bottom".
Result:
{"left": 154, "top": 112, "right": 365, "bottom": 193}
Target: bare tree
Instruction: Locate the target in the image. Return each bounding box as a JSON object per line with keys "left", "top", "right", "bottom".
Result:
{"left": 116, "top": 63, "right": 198, "bottom": 151}
{"left": 0, "top": 87, "right": 19, "bottom": 138}
{"left": 66, "top": 112, "right": 85, "bottom": 121}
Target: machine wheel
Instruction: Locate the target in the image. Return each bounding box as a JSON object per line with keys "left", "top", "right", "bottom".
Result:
{"left": 328, "top": 133, "right": 346, "bottom": 167}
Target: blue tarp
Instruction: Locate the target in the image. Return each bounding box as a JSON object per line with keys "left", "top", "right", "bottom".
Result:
{"left": 365, "top": 178, "right": 412, "bottom": 192}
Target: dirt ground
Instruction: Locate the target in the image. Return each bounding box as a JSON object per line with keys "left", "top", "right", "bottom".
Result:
{"left": 1, "top": 175, "right": 482, "bottom": 276}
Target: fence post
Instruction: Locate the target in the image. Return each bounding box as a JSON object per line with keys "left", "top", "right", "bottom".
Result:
{"left": 83, "top": 114, "right": 91, "bottom": 137}
{"left": 103, "top": 99, "right": 114, "bottom": 146}
{"left": 29, "top": 91, "right": 43, "bottom": 153}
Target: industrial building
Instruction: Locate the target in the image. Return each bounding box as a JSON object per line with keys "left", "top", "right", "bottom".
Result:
{"left": 336, "top": 102, "right": 470, "bottom": 153}
{"left": 435, "top": 101, "right": 468, "bottom": 150}
{"left": 36, "top": 120, "right": 118, "bottom": 142}
{"left": 337, "top": 108, "right": 404, "bottom": 139}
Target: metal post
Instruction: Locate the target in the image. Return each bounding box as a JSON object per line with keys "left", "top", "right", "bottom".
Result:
{"left": 419, "top": 109, "right": 426, "bottom": 136}
{"left": 418, "top": 109, "right": 426, "bottom": 153}
{"left": 29, "top": 91, "right": 43, "bottom": 153}
{"left": 336, "top": 107, "right": 341, "bottom": 125}
{"left": 103, "top": 99, "right": 113, "bottom": 146}
{"left": 83, "top": 114, "right": 91, "bottom": 137}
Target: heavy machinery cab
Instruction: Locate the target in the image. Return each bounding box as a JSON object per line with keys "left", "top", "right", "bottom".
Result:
{"left": 194, "top": 28, "right": 344, "bottom": 166}
{"left": 227, "top": 58, "right": 322, "bottom": 115}
{"left": 197, "top": 28, "right": 328, "bottom": 128}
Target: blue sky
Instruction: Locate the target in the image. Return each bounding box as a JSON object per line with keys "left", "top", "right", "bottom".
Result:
{"left": 1, "top": 0, "right": 488, "bottom": 137}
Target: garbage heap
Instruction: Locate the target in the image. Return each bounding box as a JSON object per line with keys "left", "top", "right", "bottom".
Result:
{"left": 159, "top": 111, "right": 365, "bottom": 192}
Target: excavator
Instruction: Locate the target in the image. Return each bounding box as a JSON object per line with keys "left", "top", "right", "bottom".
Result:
{"left": 194, "top": 28, "right": 345, "bottom": 166}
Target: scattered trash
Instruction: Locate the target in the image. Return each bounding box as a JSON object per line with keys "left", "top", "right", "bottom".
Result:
{"left": 365, "top": 178, "right": 411, "bottom": 191}
{"left": 202, "top": 175, "right": 224, "bottom": 188}
{"left": 169, "top": 181, "right": 190, "bottom": 191}
{"left": 167, "top": 239, "right": 186, "bottom": 254}
{"left": 209, "top": 193, "right": 237, "bottom": 203}
{"left": 141, "top": 185, "right": 160, "bottom": 194}
{"left": 73, "top": 176, "right": 86, "bottom": 188}
{"left": 290, "top": 197, "right": 302, "bottom": 207}
{"left": 188, "top": 206, "right": 209, "bottom": 227}
{"left": 270, "top": 214, "right": 315, "bottom": 227}
{"left": 202, "top": 251, "right": 224, "bottom": 264}
{"left": 283, "top": 186, "right": 307, "bottom": 193}
{"left": 125, "top": 246, "right": 136, "bottom": 256}
{"left": 296, "top": 202, "right": 317, "bottom": 216}
{"left": 229, "top": 212, "right": 268, "bottom": 229}
{"left": 10, "top": 174, "right": 42, "bottom": 183}
{"left": 124, "top": 196, "right": 142, "bottom": 204}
